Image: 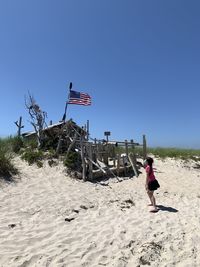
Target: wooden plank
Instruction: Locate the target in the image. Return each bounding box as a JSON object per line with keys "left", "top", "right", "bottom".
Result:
{"left": 107, "top": 141, "right": 141, "bottom": 146}
{"left": 122, "top": 155, "right": 127, "bottom": 176}
{"left": 86, "top": 120, "right": 89, "bottom": 141}
{"left": 93, "top": 165, "right": 132, "bottom": 179}
{"left": 102, "top": 145, "right": 109, "bottom": 165}
{"left": 143, "top": 135, "right": 147, "bottom": 160}
{"left": 117, "top": 154, "right": 120, "bottom": 176}
{"left": 67, "top": 132, "right": 78, "bottom": 156}
{"left": 80, "top": 137, "right": 86, "bottom": 181}
{"left": 128, "top": 153, "right": 138, "bottom": 177}
{"left": 88, "top": 158, "right": 107, "bottom": 174}
{"left": 88, "top": 142, "right": 93, "bottom": 180}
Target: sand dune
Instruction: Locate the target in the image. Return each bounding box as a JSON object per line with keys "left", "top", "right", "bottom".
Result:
{"left": 0, "top": 156, "right": 200, "bottom": 267}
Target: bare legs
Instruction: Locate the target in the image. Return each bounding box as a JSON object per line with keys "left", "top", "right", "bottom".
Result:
{"left": 147, "top": 190, "right": 158, "bottom": 212}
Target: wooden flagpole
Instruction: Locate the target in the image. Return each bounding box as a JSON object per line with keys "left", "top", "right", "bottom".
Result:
{"left": 62, "top": 82, "right": 72, "bottom": 122}
{"left": 57, "top": 82, "right": 72, "bottom": 154}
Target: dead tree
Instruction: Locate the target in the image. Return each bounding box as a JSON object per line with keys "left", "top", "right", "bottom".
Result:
{"left": 14, "top": 116, "right": 24, "bottom": 137}
{"left": 25, "top": 93, "right": 47, "bottom": 148}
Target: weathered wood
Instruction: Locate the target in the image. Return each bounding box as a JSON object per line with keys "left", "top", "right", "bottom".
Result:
{"left": 102, "top": 145, "right": 109, "bottom": 165}
{"left": 93, "top": 165, "right": 132, "bottom": 179}
{"left": 117, "top": 154, "right": 120, "bottom": 176}
{"left": 56, "top": 136, "right": 63, "bottom": 154}
{"left": 130, "top": 139, "right": 136, "bottom": 160}
{"left": 113, "top": 146, "right": 116, "bottom": 167}
{"left": 14, "top": 116, "right": 24, "bottom": 137}
{"left": 88, "top": 143, "right": 93, "bottom": 180}
{"left": 80, "top": 137, "right": 86, "bottom": 181}
{"left": 143, "top": 134, "right": 147, "bottom": 160}
{"left": 87, "top": 158, "right": 107, "bottom": 174}
{"left": 122, "top": 155, "right": 127, "bottom": 176}
{"left": 125, "top": 140, "right": 128, "bottom": 158}
{"left": 128, "top": 153, "right": 138, "bottom": 177}
{"left": 86, "top": 120, "right": 89, "bottom": 141}
{"left": 107, "top": 141, "right": 141, "bottom": 146}
{"left": 56, "top": 122, "right": 69, "bottom": 154}
{"left": 67, "top": 132, "right": 78, "bottom": 156}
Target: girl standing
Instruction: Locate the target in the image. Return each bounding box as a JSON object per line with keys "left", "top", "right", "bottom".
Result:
{"left": 144, "top": 157, "right": 160, "bottom": 212}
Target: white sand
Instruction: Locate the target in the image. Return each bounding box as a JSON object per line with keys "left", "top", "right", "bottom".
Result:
{"left": 0, "top": 157, "right": 200, "bottom": 267}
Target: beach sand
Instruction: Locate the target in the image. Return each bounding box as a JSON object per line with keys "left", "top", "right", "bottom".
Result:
{"left": 0, "top": 156, "right": 200, "bottom": 267}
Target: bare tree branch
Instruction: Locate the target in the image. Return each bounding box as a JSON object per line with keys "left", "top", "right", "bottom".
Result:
{"left": 25, "top": 92, "right": 48, "bottom": 148}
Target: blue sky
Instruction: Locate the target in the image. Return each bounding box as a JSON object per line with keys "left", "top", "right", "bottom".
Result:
{"left": 0, "top": 0, "right": 200, "bottom": 148}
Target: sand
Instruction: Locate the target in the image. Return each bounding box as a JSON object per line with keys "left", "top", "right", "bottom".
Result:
{"left": 0, "top": 156, "right": 200, "bottom": 267}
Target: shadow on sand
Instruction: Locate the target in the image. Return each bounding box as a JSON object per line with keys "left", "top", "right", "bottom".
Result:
{"left": 157, "top": 205, "right": 178, "bottom": 213}
{"left": 0, "top": 173, "right": 17, "bottom": 183}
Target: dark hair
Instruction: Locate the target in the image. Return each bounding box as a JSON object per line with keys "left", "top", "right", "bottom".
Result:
{"left": 146, "top": 157, "right": 154, "bottom": 176}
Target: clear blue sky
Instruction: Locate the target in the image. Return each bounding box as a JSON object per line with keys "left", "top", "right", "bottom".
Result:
{"left": 1, "top": 0, "right": 200, "bottom": 148}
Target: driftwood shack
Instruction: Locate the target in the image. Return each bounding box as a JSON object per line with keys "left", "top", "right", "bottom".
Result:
{"left": 22, "top": 119, "right": 147, "bottom": 181}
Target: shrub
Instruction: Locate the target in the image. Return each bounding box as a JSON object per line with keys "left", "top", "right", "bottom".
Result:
{"left": 21, "top": 148, "right": 44, "bottom": 165}
{"left": 63, "top": 151, "right": 82, "bottom": 171}
{"left": 0, "top": 136, "right": 24, "bottom": 154}
{"left": 45, "top": 148, "right": 58, "bottom": 159}
{"left": 23, "top": 139, "right": 38, "bottom": 150}
{"left": 0, "top": 151, "right": 18, "bottom": 177}
{"left": 11, "top": 136, "right": 24, "bottom": 153}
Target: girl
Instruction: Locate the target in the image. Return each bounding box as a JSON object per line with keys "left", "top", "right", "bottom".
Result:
{"left": 144, "top": 157, "right": 160, "bottom": 213}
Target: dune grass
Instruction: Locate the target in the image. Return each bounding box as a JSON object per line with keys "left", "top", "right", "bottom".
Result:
{"left": 146, "top": 147, "right": 200, "bottom": 160}
{"left": 116, "top": 146, "right": 200, "bottom": 161}
{"left": 0, "top": 136, "right": 19, "bottom": 178}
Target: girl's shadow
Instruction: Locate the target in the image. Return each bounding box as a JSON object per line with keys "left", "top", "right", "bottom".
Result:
{"left": 157, "top": 205, "right": 178, "bottom": 213}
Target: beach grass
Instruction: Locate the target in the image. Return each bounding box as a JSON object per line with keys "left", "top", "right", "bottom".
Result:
{"left": 117, "top": 146, "right": 200, "bottom": 161}
{"left": 0, "top": 136, "right": 19, "bottom": 177}
{"left": 147, "top": 147, "right": 200, "bottom": 160}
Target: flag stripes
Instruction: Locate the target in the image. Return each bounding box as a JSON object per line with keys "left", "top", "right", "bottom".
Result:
{"left": 68, "top": 90, "right": 91, "bottom": 106}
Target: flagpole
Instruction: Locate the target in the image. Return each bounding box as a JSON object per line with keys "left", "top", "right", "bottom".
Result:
{"left": 62, "top": 82, "right": 72, "bottom": 122}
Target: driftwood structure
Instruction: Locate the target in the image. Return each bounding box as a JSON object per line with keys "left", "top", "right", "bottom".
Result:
{"left": 22, "top": 119, "right": 147, "bottom": 181}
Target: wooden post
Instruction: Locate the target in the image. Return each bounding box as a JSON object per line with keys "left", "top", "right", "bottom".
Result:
{"left": 56, "top": 123, "right": 66, "bottom": 155}
{"left": 125, "top": 139, "right": 128, "bottom": 158}
{"left": 80, "top": 137, "right": 86, "bottom": 181}
{"left": 122, "top": 155, "right": 127, "bottom": 176}
{"left": 128, "top": 153, "right": 138, "bottom": 177}
{"left": 130, "top": 139, "right": 135, "bottom": 160}
{"left": 113, "top": 146, "right": 116, "bottom": 167}
{"left": 86, "top": 120, "right": 89, "bottom": 141}
{"left": 67, "top": 132, "right": 78, "bottom": 156}
{"left": 143, "top": 134, "right": 147, "bottom": 160}
{"left": 88, "top": 143, "right": 93, "bottom": 180}
{"left": 14, "top": 116, "right": 24, "bottom": 137}
{"left": 103, "top": 145, "right": 109, "bottom": 165}
{"left": 56, "top": 136, "right": 63, "bottom": 155}
{"left": 117, "top": 154, "right": 120, "bottom": 176}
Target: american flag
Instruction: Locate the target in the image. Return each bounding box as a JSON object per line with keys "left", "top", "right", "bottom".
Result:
{"left": 68, "top": 90, "right": 91, "bottom": 106}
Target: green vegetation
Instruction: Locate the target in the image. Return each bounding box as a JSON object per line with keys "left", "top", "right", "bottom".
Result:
{"left": 21, "top": 148, "right": 44, "bottom": 166}
{"left": 11, "top": 136, "right": 24, "bottom": 153}
{"left": 0, "top": 137, "right": 19, "bottom": 178}
{"left": 2, "top": 133, "right": 200, "bottom": 179}
{"left": 116, "top": 145, "right": 200, "bottom": 161}
{"left": 0, "top": 152, "right": 18, "bottom": 177}
{"left": 63, "top": 151, "right": 82, "bottom": 171}
{"left": 147, "top": 147, "right": 200, "bottom": 160}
